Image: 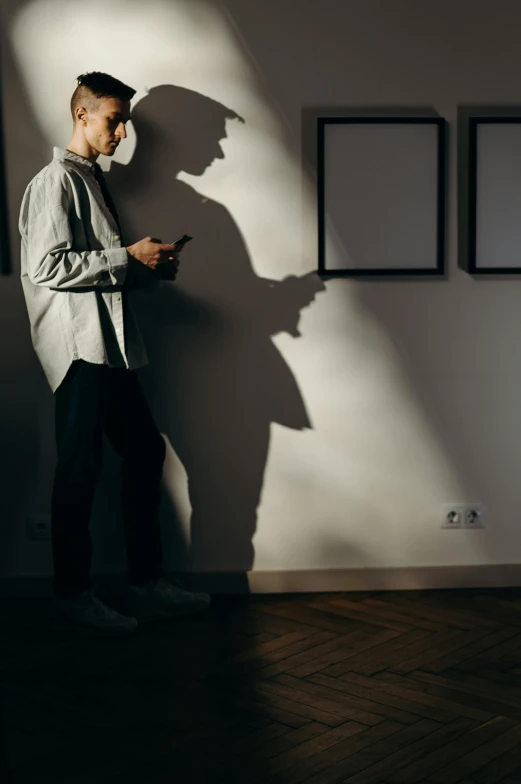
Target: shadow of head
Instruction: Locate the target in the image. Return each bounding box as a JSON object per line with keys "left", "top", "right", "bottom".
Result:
{"left": 128, "top": 84, "right": 244, "bottom": 177}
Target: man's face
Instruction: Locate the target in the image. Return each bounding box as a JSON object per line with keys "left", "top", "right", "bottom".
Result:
{"left": 83, "top": 97, "right": 131, "bottom": 157}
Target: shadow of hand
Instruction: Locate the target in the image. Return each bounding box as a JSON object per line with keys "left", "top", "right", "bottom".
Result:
{"left": 258, "top": 272, "right": 326, "bottom": 337}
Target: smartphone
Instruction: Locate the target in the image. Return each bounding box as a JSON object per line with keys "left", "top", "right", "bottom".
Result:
{"left": 172, "top": 234, "right": 193, "bottom": 245}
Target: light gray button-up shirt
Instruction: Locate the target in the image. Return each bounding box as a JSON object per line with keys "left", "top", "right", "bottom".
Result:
{"left": 18, "top": 146, "right": 153, "bottom": 393}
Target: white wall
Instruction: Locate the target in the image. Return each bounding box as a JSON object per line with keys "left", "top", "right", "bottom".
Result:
{"left": 1, "top": 0, "right": 521, "bottom": 584}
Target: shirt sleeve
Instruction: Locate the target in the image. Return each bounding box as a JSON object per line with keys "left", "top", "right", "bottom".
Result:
{"left": 23, "top": 169, "right": 128, "bottom": 289}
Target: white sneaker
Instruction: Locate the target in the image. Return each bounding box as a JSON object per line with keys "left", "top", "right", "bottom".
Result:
{"left": 127, "top": 577, "right": 211, "bottom": 623}
{"left": 49, "top": 588, "right": 138, "bottom": 635}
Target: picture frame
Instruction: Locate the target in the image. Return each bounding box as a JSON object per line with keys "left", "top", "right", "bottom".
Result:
{"left": 465, "top": 117, "right": 521, "bottom": 274}
{"left": 317, "top": 116, "right": 446, "bottom": 278}
{"left": 0, "top": 66, "right": 10, "bottom": 276}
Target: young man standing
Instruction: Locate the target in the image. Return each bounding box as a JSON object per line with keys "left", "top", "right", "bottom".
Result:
{"left": 18, "top": 71, "right": 210, "bottom": 634}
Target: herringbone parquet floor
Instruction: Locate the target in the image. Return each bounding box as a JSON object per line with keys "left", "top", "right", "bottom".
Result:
{"left": 3, "top": 586, "right": 521, "bottom": 783}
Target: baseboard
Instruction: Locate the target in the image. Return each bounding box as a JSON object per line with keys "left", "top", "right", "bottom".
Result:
{"left": 1, "top": 564, "right": 521, "bottom": 598}
{"left": 248, "top": 564, "right": 521, "bottom": 593}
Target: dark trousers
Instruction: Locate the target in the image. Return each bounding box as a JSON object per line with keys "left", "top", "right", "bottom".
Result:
{"left": 51, "top": 360, "right": 166, "bottom": 599}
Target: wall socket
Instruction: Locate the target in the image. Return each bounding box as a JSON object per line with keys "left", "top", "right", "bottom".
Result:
{"left": 441, "top": 504, "right": 485, "bottom": 529}
{"left": 26, "top": 514, "right": 51, "bottom": 541}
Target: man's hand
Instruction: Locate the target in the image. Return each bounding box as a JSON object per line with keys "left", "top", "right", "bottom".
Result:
{"left": 158, "top": 258, "right": 181, "bottom": 281}
{"left": 126, "top": 236, "right": 182, "bottom": 270}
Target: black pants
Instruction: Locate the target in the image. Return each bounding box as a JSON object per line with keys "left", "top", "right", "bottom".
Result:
{"left": 51, "top": 360, "right": 166, "bottom": 599}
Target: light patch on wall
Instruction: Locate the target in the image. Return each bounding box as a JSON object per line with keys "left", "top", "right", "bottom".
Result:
{"left": 9, "top": 0, "right": 479, "bottom": 570}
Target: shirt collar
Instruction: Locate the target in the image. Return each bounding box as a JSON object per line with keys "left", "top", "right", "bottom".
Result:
{"left": 53, "top": 146, "right": 100, "bottom": 175}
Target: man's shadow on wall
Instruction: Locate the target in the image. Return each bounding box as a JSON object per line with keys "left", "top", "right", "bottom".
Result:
{"left": 106, "top": 85, "right": 325, "bottom": 593}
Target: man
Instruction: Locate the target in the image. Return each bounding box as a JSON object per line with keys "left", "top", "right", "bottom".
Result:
{"left": 18, "top": 71, "right": 210, "bottom": 634}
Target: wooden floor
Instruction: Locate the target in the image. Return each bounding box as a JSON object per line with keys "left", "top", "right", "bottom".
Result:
{"left": 3, "top": 587, "right": 521, "bottom": 783}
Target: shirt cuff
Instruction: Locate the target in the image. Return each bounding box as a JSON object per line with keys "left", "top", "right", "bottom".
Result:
{"left": 106, "top": 247, "right": 129, "bottom": 286}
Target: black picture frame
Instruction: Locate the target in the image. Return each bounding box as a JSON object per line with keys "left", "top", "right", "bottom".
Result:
{"left": 465, "top": 116, "right": 521, "bottom": 274}
{"left": 317, "top": 116, "right": 446, "bottom": 278}
{"left": 0, "top": 56, "right": 11, "bottom": 276}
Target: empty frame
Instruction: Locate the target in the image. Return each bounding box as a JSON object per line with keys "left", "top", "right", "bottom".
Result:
{"left": 317, "top": 117, "right": 446, "bottom": 277}
{"left": 467, "top": 117, "right": 521, "bottom": 274}
{"left": 0, "top": 74, "right": 9, "bottom": 275}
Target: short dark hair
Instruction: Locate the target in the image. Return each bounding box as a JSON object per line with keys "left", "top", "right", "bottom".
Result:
{"left": 70, "top": 72, "right": 136, "bottom": 122}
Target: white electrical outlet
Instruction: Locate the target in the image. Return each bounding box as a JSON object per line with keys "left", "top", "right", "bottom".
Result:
{"left": 463, "top": 504, "right": 485, "bottom": 529}
{"left": 26, "top": 514, "right": 51, "bottom": 541}
{"left": 441, "top": 504, "right": 465, "bottom": 529}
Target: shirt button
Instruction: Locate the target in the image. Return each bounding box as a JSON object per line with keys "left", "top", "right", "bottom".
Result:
{"left": 116, "top": 295, "right": 121, "bottom": 301}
